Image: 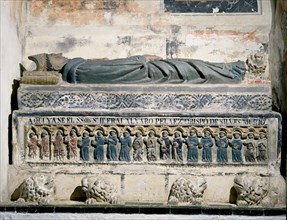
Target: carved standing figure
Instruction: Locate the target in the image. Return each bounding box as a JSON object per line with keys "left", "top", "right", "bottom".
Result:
{"left": 185, "top": 129, "right": 199, "bottom": 163}
{"left": 229, "top": 131, "right": 243, "bottom": 163}
{"left": 257, "top": 131, "right": 267, "bottom": 162}
{"left": 80, "top": 131, "right": 90, "bottom": 161}
{"left": 92, "top": 131, "right": 107, "bottom": 162}
{"left": 159, "top": 131, "right": 172, "bottom": 160}
{"left": 67, "top": 129, "right": 79, "bottom": 160}
{"left": 27, "top": 132, "right": 38, "bottom": 158}
{"left": 107, "top": 130, "right": 118, "bottom": 161}
{"left": 173, "top": 131, "right": 183, "bottom": 161}
{"left": 144, "top": 131, "right": 157, "bottom": 162}
{"left": 132, "top": 131, "right": 144, "bottom": 161}
{"left": 39, "top": 130, "right": 50, "bottom": 159}
{"left": 200, "top": 129, "right": 213, "bottom": 163}
{"left": 215, "top": 130, "right": 228, "bottom": 163}
{"left": 53, "top": 130, "right": 65, "bottom": 161}
{"left": 28, "top": 53, "right": 247, "bottom": 85}
{"left": 119, "top": 131, "right": 132, "bottom": 162}
{"left": 244, "top": 132, "right": 257, "bottom": 162}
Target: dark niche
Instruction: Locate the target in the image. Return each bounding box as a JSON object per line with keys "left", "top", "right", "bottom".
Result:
{"left": 164, "top": 0, "right": 259, "bottom": 13}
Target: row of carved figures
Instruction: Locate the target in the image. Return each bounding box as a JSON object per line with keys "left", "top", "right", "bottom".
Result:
{"left": 26, "top": 126, "right": 268, "bottom": 163}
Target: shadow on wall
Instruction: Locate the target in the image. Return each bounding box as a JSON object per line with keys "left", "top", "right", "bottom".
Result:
{"left": 70, "top": 186, "right": 87, "bottom": 202}
{"left": 9, "top": 79, "right": 20, "bottom": 165}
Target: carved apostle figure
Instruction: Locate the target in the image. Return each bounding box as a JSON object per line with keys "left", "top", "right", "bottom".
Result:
{"left": 67, "top": 129, "right": 79, "bottom": 160}
{"left": 53, "top": 130, "right": 65, "bottom": 161}
{"left": 79, "top": 131, "right": 91, "bottom": 161}
{"left": 92, "top": 131, "right": 107, "bottom": 162}
{"left": 215, "top": 130, "right": 228, "bottom": 163}
{"left": 229, "top": 131, "right": 243, "bottom": 163}
{"left": 132, "top": 131, "right": 144, "bottom": 161}
{"left": 185, "top": 129, "right": 199, "bottom": 163}
{"left": 244, "top": 132, "right": 257, "bottom": 162}
{"left": 158, "top": 131, "right": 172, "bottom": 160}
{"left": 200, "top": 129, "right": 213, "bottom": 163}
{"left": 119, "top": 131, "right": 132, "bottom": 162}
{"left": 107, "top": 130, "right": 118, "bottom": 161}
{"left": 173, "top": 131, "right": 183, "bottom": 161}
{"left": 144, "top": 131, "right": 157, "bottom": 162}
{"left": 27, "top": 132, "right": 38, "bottom": 159}
{"left": 257, "top": 131, "right": 268, "bottom": 162}
{"left": 39, "top": 130, "right": 50, "bottom": 159}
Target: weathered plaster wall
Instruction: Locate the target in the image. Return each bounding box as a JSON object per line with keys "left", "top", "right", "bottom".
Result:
{"left": 0, "top": 0, "right": 25, "bottom": 201}
{"left": 22, "top": 0, "right": 272, "bottom": 68}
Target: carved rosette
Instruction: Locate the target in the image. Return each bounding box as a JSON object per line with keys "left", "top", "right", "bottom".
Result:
{"left": 81, "top": 176, "right": 119, "bottom": 204}
{"left": 233, "top": 173, "right": 269, "bottom": 206}
{"left": 168, "top": 176, "right": 207, "bottom": 205}
{"left": 16, "top": 173, "right": 54, "bottom": 204}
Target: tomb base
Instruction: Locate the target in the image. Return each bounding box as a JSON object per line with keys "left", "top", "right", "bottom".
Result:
{"left": 11, "top": 84, "right": 285, "bottom": 208}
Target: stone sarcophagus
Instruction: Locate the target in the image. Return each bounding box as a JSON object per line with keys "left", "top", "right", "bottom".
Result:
{"left": 11, "top": 55, "right": 285, "bottom": 208}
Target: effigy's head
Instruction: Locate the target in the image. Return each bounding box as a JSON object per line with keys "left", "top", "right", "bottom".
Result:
{"left": 28, "top": 53, "right": 69, "bottom": 71}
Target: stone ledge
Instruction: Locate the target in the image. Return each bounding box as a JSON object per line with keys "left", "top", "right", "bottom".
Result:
{"left": 0, "top": 204, "right": 285, "bottom": 216}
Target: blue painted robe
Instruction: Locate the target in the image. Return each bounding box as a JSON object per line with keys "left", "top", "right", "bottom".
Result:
{"left": 185, "top": 136, "right": 199, "bottom": 162}
{"left": 107, "top": 135, "right": 118, "bottom": 161}
{"left": 229, "top": 138, "right": 242, "bottom": 162}
{"left": 94, "top": 136, "right": 107, "bottom": 161}
{"left": 216, "top": 137, "right": 228, "bottom": 163}
{"left": 173, "top": 138, "right": 183, "bottom": 161}
{"left": 201, "top": 136, "right": 213, "bottom": 162}
{"left": 119, "top": 136, "right": 132, "bottom": 162}
{"left": 81, "top": 136, "right": 90, "bottom": 161}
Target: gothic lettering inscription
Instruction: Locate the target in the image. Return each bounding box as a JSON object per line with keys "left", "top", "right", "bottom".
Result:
{"left": 28, "top": 116, "right": 266, "bottom": 126}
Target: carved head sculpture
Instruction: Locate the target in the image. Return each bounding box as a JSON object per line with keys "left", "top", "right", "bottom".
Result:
{"left": 70, "top": 129, "right": 77, "bottom": 136}
{"left": 162, "top": 131, "right": 168, "bottom": 137}
{"left": 259, "top": 131, "right": 267, "bottom": 139}
{"left": 83, "top": 131, "right": 89, "bottom": 137}
{"left": 135, "top": 131, "right": 142, "bottom": 137}
{"left": 123, "top": 131, "right": 130, "bottom": 138}
{"left": 148, "top": 131, "right": 155, "bottom": 137}
{"left": 189, "top": 129, "right": 196, "bottom": 137}
{"left": 41, "top": 130, "right": 48, "bottom": 138}
{"left": 29, "top": 132, "right": 36, "bottom": 138}
{"left": 247, "top": 132, "right": 255, "bottom": 139}
{"left": 96, "top": 130, "right": 103, "bottom": 137}
{"left": 110, "top": 130, "right": 117, "bottom": 137}
{"left": 203, "top": 129, "right": 212, "bottom": 137}
{"left": 219, "top": 130, "right": 226, "bottom": 138}
{"left": 174, "top": 131, "right": 181, "bottom": 138}
{"left": 233, "top": 131, "right": 242, "bottom": 139}
{"left": 56, "top": 130, "right": 63, "bottom": 136}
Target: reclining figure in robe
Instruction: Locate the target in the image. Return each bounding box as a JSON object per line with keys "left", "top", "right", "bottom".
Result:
{"left": 27, "top": 53, "right": 247, "bottom": 84}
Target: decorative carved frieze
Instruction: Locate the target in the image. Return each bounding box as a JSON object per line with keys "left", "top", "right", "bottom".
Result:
{"left": 18, "top": 85, "right": 272, "bottom": 113}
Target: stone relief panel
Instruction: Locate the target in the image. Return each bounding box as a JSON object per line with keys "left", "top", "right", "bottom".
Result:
{"left": 81, "top": 176, "right": 119, "bottom": 204}
{"left": 22, "top": 116, "right": 270, "bottom": 165}
{"left": 15, "top": 174, "right": 54, "bottom": 204}
{"left": 168, "top": 177, "right": 207, "bottom": 205}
